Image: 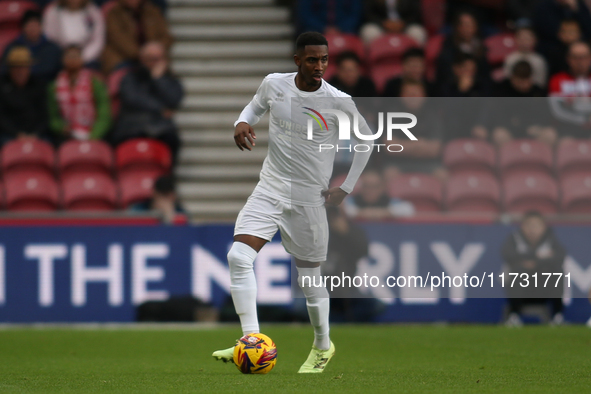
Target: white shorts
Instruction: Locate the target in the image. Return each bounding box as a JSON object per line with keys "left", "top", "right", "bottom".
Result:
{"left": 234, "top": 188, "right": 328, "bottom": 262}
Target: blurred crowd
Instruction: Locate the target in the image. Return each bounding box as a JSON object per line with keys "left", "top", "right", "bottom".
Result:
{"left": 0, "top": 0, "right": 182, "bottom": 161}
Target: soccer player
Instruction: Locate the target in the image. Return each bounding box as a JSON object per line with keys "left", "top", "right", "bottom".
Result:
{"left": 212, "top": 32, "right": 373, "bottom": 373}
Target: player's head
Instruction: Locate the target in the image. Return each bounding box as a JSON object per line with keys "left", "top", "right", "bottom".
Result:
{"left": 294, "top": 32, "right": 329, "bottom": 89}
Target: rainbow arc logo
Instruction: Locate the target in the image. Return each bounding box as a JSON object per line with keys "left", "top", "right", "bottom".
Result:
{"left": 302, "top": 107, "right": 328, "bottom": 131}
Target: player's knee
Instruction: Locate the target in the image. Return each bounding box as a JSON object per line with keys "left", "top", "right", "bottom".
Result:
{"left": 227, "top": 242, "right": 256, "bottom": 272}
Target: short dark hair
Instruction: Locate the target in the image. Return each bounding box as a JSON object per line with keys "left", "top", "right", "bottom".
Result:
{"left": 296, "top": 32, "right": 328, "bottom": 53}
{"left": 336, "top": 51, "right": 360, "bottom": 66}
{"left": 64, "top": 44, "right": 83, "bottom": 54}
{"left": 452, "top": 52, "right": 477, "bottom": 66}
{"left": 402, "top": 48, "right": 425, "bottom": 62}
{"left": 154, "top": 175, "right": 176, "bottom": 195}
{"left": 522, "top": 210, "right": 545, "bottom": 222}
{"left": 511, "top": 60, "right": 533, "bottom": 79}
{"left": 560, "top": 18, "right": 581, "bottom": 28}
{"left": 515, "top": 26, "right": 536, "bottom": 36}
{"left": 21, "top": 10, "right": 42, "bottom": 27}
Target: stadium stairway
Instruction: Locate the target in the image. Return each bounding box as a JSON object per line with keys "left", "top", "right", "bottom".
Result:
{"left": 169, "top": 0, "right": 295, "bottom": 221}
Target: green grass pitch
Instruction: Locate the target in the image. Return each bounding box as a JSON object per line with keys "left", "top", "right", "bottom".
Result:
{"left": 0, "top": 324, "right": 590, "bottom": 393}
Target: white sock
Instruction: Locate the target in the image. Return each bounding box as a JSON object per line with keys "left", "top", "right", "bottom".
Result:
{"left": 228, "top": 242, "right": 259, "bottom": 335}
{"left": 297, "top": 266, "right": 330, "bottom": 350}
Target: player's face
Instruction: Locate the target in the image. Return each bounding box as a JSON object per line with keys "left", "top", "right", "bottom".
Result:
{"left": 295, "top": 45, "right": 328, "bottom": 88}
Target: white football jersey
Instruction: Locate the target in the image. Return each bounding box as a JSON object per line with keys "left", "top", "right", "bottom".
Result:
{"left": 236, "top": 72, "right": 370, "bottom": 207}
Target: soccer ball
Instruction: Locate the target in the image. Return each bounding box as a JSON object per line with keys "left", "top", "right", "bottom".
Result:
{"left": 233, "top": 333, "right": 277, "bottom": 374}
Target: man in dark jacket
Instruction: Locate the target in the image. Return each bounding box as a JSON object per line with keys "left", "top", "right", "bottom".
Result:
{"left": 113, "top": 41, "right": 184, "bottom": 163}
{"left": 0, "top": 47, "right": 47, "bottom": 144}
{"left": 502, "top": 211, "right": 567, "bottom": 326}
{"left": 2, "top": 10, "right": 62, "bottom": 85}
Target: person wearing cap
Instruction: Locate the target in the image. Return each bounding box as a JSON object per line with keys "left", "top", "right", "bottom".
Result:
{"left": 1, "top": 10, "right": 62, "bottom": 84}
{"left": 0, "top": 47, "right": 48, "bottom": 143}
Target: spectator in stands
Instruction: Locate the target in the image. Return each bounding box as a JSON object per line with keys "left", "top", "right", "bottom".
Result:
{"left": 503, "top": 26, "right": 548, "bottom": 87}
{"left": 343, "top": 170, "right": 414, "bottom": 220}
{"left": 502, "top": 211, "right": 566, "bottom": 327}
{"left": 113, "top": 41, "right": 183, "bottom": 163}
{"left": 360, "top": 0, "right": 427, "bottom": 45}
{"left": 440, "top": 53, "right": 491, "bottom": 97}
{"left": 532, "top": 0, "right": 591, "bottom": 48}
{"left": 0, "top": 47, "right": 47, "bottom": 144}
{"left": 383, "top": 48, "right": 434, "bottom": 97}
{"left": 543, "top": 19, "right": 583, "bottom": 76}
{"left": 296, "top": 0, "right": 364, "bottom": 36}
{"left": 507, "top": 0, "right": 540, "bottom": 27}
{"left": 101, "top": 0, "right": 172, "bottom": 73}
{"left": 47, "top": 46, "right": 111, "bottom": 142}
{"left": 436, "top": 11, "right": 490, "bottom": 89}
{"left": 130, "top": 175, "right": 185, "bottom": 224}
{"left": 43, "top": 0, "right": 105, "bottom": 68}
{"left": 328, "top": 52, "right": 376, "bottom": 97}
{"left": 548, "top": 41, "right": 591, "bottom": 139}
{"left": 1, "top": 10, "right": 61, "bottom": 84}
{"left": 381, "top": 81, "right": 446, "bottom": 181}
{"left": 493, "top": 61, "right": 556, "bottom": 146}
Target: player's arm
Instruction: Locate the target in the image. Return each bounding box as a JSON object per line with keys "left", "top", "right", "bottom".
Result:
{"left": 233, "top": 77, "right": 271, "bottom": 151}
{"left": 325, "top": 103, "right": 374, "bottom": 206}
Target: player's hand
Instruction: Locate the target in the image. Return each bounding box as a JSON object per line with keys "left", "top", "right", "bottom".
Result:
{"left": 322, "top": 187, "right": 348, "bottom": 206}
{"left": 234, "top": 122, "right": 256, "bottom": 151}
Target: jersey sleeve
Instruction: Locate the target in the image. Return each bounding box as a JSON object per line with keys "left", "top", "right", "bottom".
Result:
{"left": 234, "top": 75, "right": 272, "bottom": 127}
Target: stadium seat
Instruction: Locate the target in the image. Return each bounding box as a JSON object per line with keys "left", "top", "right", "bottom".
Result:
{"left": 446, "top": 173, "right": 501, "bottom": 213}
{"left": 421, "top": 0, "right": 446, "bottom": 36}
{"left": 556, "top": 139, "right": 591, "bottom": 177}
{"left": 62, "top": 173, "right": 118, "bottom": 211}
{"left": 443, "top": 138, "right": 496, "bottom": 176}
{"left": 0, "top": 1, "right": 37, "bottom": 31}
{"left": 323, "top": 33, "right": 366, "bottom": 81}
{"left": 388, "top": 173, "right": 442, "bottom": 212}
{"left": 503, "top": 173, "right": 559, "bottom": 214}
{"left": 425, "top": 34, "right": 445, "bottom": 81}
{"left": 369, "top": 34, "right": 419, "bottom": 65}
{"left": 560, "top": 173, "right": 591, "bottom": 214}
{"left": 58, "top": 140, "right": 114, "bottom": 178}
{"left": 115, "top": 138, "right": 171, "bottom": 175}
{"left": 485, "top": 33, "right": 516, "bottom": 67}
{"left": 119, "top": 170, "right": 160, "bottom": 208}
{"left": 2, "top": 139, "right": 56, "bottom": 177}
{"left": 498, "top": 139, "right": 554, "bottom": 179}
{"left": 4, "top": 171, "right": 59, "bottom": 211}
{"left": 0, "top": 28, "right": 20, "bottom": 56}
{"left": 370, "top": 63, "right": 403, "bottom": 94}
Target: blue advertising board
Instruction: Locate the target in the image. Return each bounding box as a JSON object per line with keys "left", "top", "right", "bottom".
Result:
{"left": 0, "top": 223, "right": 589, "bottom": 323}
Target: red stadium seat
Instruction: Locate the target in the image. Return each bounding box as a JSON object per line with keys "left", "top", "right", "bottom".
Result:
{"left": 62, "top": 173, "right": 118, "bottom": 211}
{"left": 101, "top": 0, "right": 117, "bottom": 17}
{"left": 503, "top": 173, "right": 559, "bottom": 214}
{"left": 116, "top": 138, "right": 171, "bottom": 175}
{"left": 421, "top": 0, "right": 446, "bottom": 36}
{"left": 485, "top": 33, "right": 516, "bottom": 67}
{"left": 425, "top": 34, "right": 445, "bottom": 81}
{"left": 446, "top": 173, "right": 501, "bottom": 213}
{"left": 556, "top": 139, "right": 591, "bottom": 177}
{"left": 0, "top": 28, "right": 20, "bottom": 56}
{"left": 58, "top": 140, "right": 114, "bottom": 178}
{"left": 0, "top": 1, "right": 37, "bottom": 30}
{"left": 368, "top": 34, "right": 419, "bottom": 65}
{"left": 388, "top": 173, "right": 442, "bottom": 212}
{"left": 323, "top": 33, "right": 366, "bottom": 81}
{"left": 2, "top": 139, "right": 56, "bottom": 177}
{"left": 370, "top": 63, "right": 403, "bottom": 94}
{"left": 498, "top": 139, "right": 554, "bottom": 179}
{"left": 561, "top": 173, "right": 591, "bottom": 214}
{"left": 119, "top": 170, "right": 160, "bottom": 207}
{"left": 443, "top": 139, "right": 496, "bottom": 176}
{"left": 5, "top": 171, "right": 59, "bottom": 211}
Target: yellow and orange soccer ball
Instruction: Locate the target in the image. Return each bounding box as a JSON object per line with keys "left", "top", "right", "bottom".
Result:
{"left": 233, "top": 333, "right": 277, "bottom": 374}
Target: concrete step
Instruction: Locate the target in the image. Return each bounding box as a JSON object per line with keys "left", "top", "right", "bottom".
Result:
{"left": 171, "top": 41, "right": 292, "bottom": 59}
{"left": 179, "top": 146, "right": 267, "bottom": 164}
{"left": 175, "top": 112, "right": 269, "bottom": 128}
{"left": 183, "top": 201, "right": 244, "bottom": 219}
{"left": 178, "top": 182, "right": 256, "bottom": 199}
{"left": 171, "top": 24, "right": 293, "bottom": 41}
{"left": 172, "top": 59, "right": 295, "bottom": 76}
{"left": 168, "top": 7, "right": 289, "bottom": 23}
{"left": 180, "top": 129, "right": 269, "bottom": 145}
{"left": 168, "top": 0, "right": 273, "bottom": 6}
{"left": 176, "top": 165, "right": 261, "bottom": 180}
{"left": 181, "top": 95, "right": 253, "bottom": 111}
{"left": 181, "top": 77, "right": 263, "bottom": 94}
